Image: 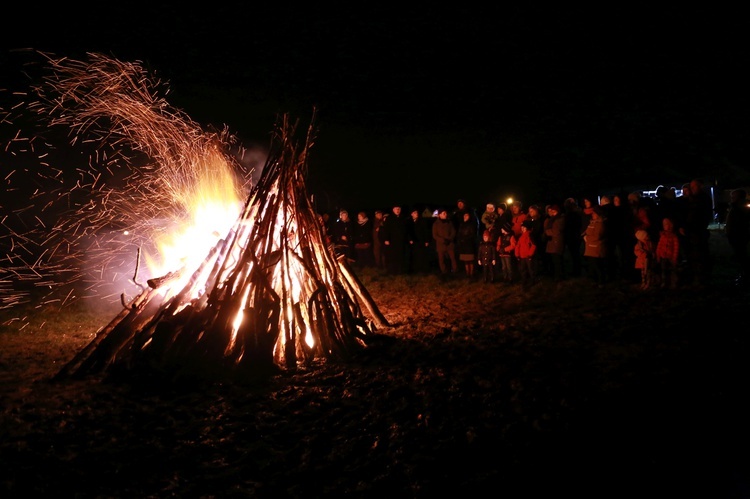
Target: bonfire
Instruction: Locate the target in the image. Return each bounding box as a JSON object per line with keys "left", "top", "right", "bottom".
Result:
{"left": 1, "top": 52, "right": 389, "bottom": 381}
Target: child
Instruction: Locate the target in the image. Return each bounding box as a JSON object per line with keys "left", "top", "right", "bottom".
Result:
{"left": 476, "top": 230, "right": 497, "bottom": 283}
{"left": 514, "top": 220, "right": 537, "bottom": 290}
{"left": 583, "top": 206, "right": 607, "bottom": 286}
{"left": 634, "top": 229, "right": 655, "bottom": 290}
{"left": 496, "top": 223, "right": 517, "bottom": 283}
{"left": 656, "top": 217, "right": 680, "bottom": 289}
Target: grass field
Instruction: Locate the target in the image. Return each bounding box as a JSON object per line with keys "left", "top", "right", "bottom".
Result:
{"left": 1, "top": 229, "right": 749, "bottom": 497}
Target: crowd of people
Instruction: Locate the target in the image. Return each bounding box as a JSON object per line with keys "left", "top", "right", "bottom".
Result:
{"left": 319, "top": 178, "right": 750, "bottom": 291}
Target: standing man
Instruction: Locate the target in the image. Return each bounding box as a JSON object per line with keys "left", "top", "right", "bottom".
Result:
{"left": 331, "top": 209, "right": 354, "bottom": 262}
{"left": 408, "top": 208, "right": 432, "bottom": 274}
{"left": 725, "top": 188, "right": 750, "bottom": 287}
{"left": 682, "top": 178, "right": 714, "bottom": 286}
{"left": 432, "top": 208, "right": 458, "bottom": 274}
{"left": 372, "top": 209, "right": 386, "bottom": 270}
{"left": 544, "top": 204, "right": 566, "bottom": 282}
{"left": 381, "top": 204, "right": 409, "bottom": 275}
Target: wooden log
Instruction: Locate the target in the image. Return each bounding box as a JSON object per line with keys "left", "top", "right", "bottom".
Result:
{"left": 336, "top": 256, "right": 390, "bottom": 328}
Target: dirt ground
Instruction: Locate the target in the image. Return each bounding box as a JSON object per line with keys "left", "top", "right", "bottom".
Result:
{"left": 1, "top": 229, "right": 749, "bottom": 498}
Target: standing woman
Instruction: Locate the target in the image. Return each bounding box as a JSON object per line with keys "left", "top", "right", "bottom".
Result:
{"left": 544, "top": 204, "right": 566, "bottom": 282}
{"left": 456, "top": 211, "right": 478, "bottom": 278}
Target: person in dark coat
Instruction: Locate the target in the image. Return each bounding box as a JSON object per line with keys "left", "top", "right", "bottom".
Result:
{"left": 477, "top": 229, "right": 497, "bottom": 283}
{"left": 526, "top": 204, "right": 546, "bottom": 279}
{"left": 563, "top": 197, "right": 584, "bottom": 277}
{"left": 456, "top": 211, "right": 478, "bottom": 278}
{"left": 381, "top": 204, "right": 409, "bottom": 275}
{"left": 544, "top": 204, "right": 566, "bottom": 282}
{"left": 682, "top": 179, "right": 714, "bottom": 286}
{"left": 609, "top": 192, "right": 637, "bottom": 282}
{"left": 725, "top": 188, "right": 750, "bottom": 286}
{"left": 432, "top": 208, "right": 458, "bottom": 274}
{"left": 451, "top": 199, "right": 477, "bottom": 232}
{"left": 352, "top": 211, "right": 374, "bottom": 268}
{"left": 372, "top": 209, "right": 386, "bottom": 270}
{"left": 330, "top": 209, "right": 354, "bottom": 262}
{"left": 408, "top": 208, "right": 432, "bottom": 274}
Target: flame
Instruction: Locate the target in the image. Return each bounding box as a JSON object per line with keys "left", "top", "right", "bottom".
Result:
{"left": 145, "top": 155, "right": 244, "bottom": 285}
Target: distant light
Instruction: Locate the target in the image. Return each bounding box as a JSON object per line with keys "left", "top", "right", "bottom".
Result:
{"left": 506, "top": 197, "right": 514, "bottom": 205}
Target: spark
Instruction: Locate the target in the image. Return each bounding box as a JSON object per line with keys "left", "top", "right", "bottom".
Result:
{"left": 1, "top": 51, "right": 263, "bottom": 310}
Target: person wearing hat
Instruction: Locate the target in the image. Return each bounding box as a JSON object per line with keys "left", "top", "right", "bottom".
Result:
{"left": 544, "top": 204, "right": 566, "bottom": 282}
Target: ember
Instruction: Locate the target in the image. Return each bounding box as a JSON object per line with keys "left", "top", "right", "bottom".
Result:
{"left": 2, "top": 51, "right": 256, "bottom": 310}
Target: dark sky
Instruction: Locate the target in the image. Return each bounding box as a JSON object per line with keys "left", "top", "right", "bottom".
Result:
{"left": 2, "top": 5, "right": 748, "bottom": 213}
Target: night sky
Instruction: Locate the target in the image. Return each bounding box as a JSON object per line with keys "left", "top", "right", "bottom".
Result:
{"left": 2, "top": 5, "right": 748, "bottom": 213}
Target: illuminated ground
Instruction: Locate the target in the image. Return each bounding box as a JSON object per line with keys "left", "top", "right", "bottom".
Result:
{"left": 1, "top": 230, "right": 748, "bottom": 498}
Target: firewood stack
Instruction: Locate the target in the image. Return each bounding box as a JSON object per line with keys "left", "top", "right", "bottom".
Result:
{"left": 57, "top": 114, "right": 390, "bottom": 382}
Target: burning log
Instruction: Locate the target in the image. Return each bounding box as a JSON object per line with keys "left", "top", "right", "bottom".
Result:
{"left": 56, "top": 114, "right": 391, "bottom": 382}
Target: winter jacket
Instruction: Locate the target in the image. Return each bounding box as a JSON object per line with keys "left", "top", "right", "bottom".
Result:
{"left": 583, "top": 218, "right": 607, "bottom": 258}
{"left": 543, "top": 214, "right": 565, "bottom": 255}
{"left": 477, "top": 241, "right": 497, "bottom": 266}
{"left": 655, "top": 230, "right": 680, "bottom": 265}
{"left": 432, "top": 218, "right": 456, "bottom": 250}
{"left": 634, "top": 239, "right": 654, "bottom": 270}
{"left": 514, "top": 230, "right": 537, "bottom": 259}
{"left": 511, "top": 212, "right": 528, "bottom": 239}
{"left": 496, "top": 232, "right": 516, "bottom": 257}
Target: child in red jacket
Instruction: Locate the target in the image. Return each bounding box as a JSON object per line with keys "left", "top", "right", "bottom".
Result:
{"left": 514, "top": 220, "right": 537, "bottom": 289}
{"left": 656, "top": 217, "right": 680, "bottom": 289}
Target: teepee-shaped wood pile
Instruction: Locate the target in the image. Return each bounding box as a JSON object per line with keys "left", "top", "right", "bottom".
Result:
{"left": 57, "top": 115, "right": 389, "bottom": 381}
